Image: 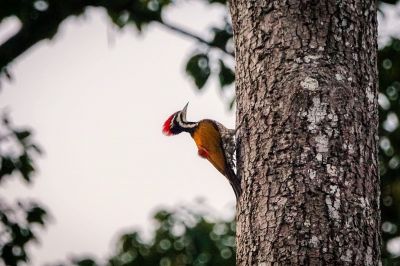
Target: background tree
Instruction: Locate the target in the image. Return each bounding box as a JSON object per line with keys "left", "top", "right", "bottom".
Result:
{"left": 1, "top": 0, "right": 400, "bottom": 264}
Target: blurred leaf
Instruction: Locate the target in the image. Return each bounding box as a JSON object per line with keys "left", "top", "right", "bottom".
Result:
{"left": 210, "top": 27, "right": 232, "bottom": 51}
{"left": 72, "top": 258, "right": 98, "bottom": 266}
{"left": 379, "top": 0, "right": 399, "bottom": 3}
{"left": 17, "top": 153, "right": 34, "bottom": 182}
{"left": 229, "top": 97, "right": 236, "bottom": 110}
{"left": 154, "top": 210, "right": 171, "bottom": 222}
{"left": 218, "top": 60, "right": 235, "bottom": 88}
{"left": 206, "top": 0, "right": 227, "bottom": 4}
{"left": 26, "top": 206, "right": 47, "bottom": 226}
{"left": 0, "top": 157, "right": 16, "bottom": 179}
{"left": 185, "top": 53, "right": 211, "bottom": 89}
{"left": 107, "top": 10, "right": 127, "bottom": 28}
{"left": 14, "top": 130, "right": 31, "bottom": 141}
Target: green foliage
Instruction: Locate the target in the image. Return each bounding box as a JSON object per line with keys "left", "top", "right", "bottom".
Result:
{"left": 186, "top": 53, "right": 211, "bottom": 89}
{"left": 206, "top": 0, "right": 227, "bottom": 4}
{"left": 0, "top": 114, "right": 48, "bottom": 266}
{"left": 105, "top": 0, "right": 172, "bottom": 31}
{"left": 0, "top": 200, "right": 48, "bottom": 266}
{"left": 218, "top": 60, "right": 235, "bottom": 88}
{"left": 184, "top": 19, "right": 234, "bottom": 100}
{"left": 209, "top": 23, "right": 232, "bottom": 52}
{"left": 0, "top": 114, "right": 42, "bottom": 184}
{"left": 378, "top": 38, "right": 400, "bottom": 259}
{"left": 70, "top": 207, "right": 235, "bottom": 266}
{"left": 381, "top": 0, "right": 400, "bottom": 4}
{"left": 72, "top": 258, "right": 98, "bottom": 266}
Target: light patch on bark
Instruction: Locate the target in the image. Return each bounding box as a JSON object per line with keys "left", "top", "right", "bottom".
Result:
{"left": 304, "top": 54, "right": 322, "bottom": 63}
{"left": 328, "top": 112, "right": 339, "bottom": 127}
{"left": 348, "top": 144, "right": 354, "bottom": 154}
{"left": 335, "top": 73, "right": 344, "bottom": 81}
{"left": 325, "top": 127, "right": 333, "bottom": 137}
{"left": 342, "top": 142, "right": 355, "bottom": 155}
{"left": 344, "top": 216, "right": 353, "bottom": 228}
{"left": 366, "top": 247, "right": 373, "bottom": 265}
{"left": 308, "top": 169, "right": 316, "bottom": 179}
{"left": 325, "top": 185, "right": 341, "bottom": 221}
{"left": 277, "top": 197, "right": 288, "bottom": 208}
{"left": 304, "top": 219, "right": 311, "bottom": 227}
{"left": 307, "top": 97, "right": 327, "bottom": 131}
{"left": 310, "top": 236, "right": 319, "bottom": 247}
{"left": 326, "top": 164, "right": 337, "bottom": 176}
{"left": 366, "top": 86, "right": 374, "bottom": 104}
{"left": 316, "top": 153, "right": 323, "bottom": 161}
{"left": 315, "top": 134, "right": 329, "bottom": 153}
{"left": 301, "top": 77, "right": 319, "bottom": 91}
{"left": 359, "top": 197, "right": 370, "bottom": 208}
{"left": 340, "top": 249, "right": 353, "bottom": 262}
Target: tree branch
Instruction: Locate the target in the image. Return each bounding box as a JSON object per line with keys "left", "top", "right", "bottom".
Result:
{"left": 0, "top": 8, "right": 72, "bottom": 70}
{"left": 0, "top": 3, "right": 234, "bottom": 72}
{"left": 157, "top": 20, "right": 234, "bottom": 57}
{"left": 0, "top": 24, "right": 57, "bottom": 71}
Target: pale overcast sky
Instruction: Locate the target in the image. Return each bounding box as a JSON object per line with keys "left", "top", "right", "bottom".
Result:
{"left": 0, "top": 2, "right": 400, "bottom": 265}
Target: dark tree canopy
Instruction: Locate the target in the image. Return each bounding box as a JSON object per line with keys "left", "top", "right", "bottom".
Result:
{"left": 1, "top": 0, "right": 400, "bottom": 265}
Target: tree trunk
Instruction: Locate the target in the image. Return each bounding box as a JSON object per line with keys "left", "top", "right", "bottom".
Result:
{"left": 230, "top": 1, "right": 380, "bottom": 265}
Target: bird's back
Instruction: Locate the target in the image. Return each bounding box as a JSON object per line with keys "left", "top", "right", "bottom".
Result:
{"left": 191, "top": 119, "right": 241, "bottom": 199}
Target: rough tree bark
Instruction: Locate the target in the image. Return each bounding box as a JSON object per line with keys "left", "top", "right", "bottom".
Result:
{"left": 230, "top": 1, "right": 380, "bottom": 265}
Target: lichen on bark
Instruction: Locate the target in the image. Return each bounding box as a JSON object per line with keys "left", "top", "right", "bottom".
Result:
{"left": 230, "top": 0, "right": 380, "bottom": 265}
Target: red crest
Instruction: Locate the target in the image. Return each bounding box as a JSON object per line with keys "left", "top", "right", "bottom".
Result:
{"left": 162, "top": 113, "right": 175, "bottom": 136}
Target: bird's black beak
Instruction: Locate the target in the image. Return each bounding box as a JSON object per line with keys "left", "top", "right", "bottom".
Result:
{"left": 181, "top": 102, "right": 189, "bottom": 120}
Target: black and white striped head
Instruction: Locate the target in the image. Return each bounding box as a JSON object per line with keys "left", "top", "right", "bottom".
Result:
{"left": 162, "top": 103, "right": 198, "bottom": 136}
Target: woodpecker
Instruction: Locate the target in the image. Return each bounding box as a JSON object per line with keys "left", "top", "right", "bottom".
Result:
{"left": 162, "top": 103, "right": 241, "bottom": 199}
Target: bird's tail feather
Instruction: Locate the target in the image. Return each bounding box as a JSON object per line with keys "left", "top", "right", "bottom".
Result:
{"left": 225, "top": 166, "right": 241, "bottom": 200}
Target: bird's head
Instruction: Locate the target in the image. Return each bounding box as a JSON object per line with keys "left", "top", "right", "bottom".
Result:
{"left": 162, "top": 103, "right": 197, "bottom": 136}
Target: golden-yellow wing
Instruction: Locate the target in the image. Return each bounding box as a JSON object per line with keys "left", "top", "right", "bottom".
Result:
{"left": 191, "top": 120, "right": 227, "bottom": 175}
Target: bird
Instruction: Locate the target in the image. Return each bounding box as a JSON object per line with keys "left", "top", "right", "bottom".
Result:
{"left": 162, "top": 103, "right": 241, "bottom": 199}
